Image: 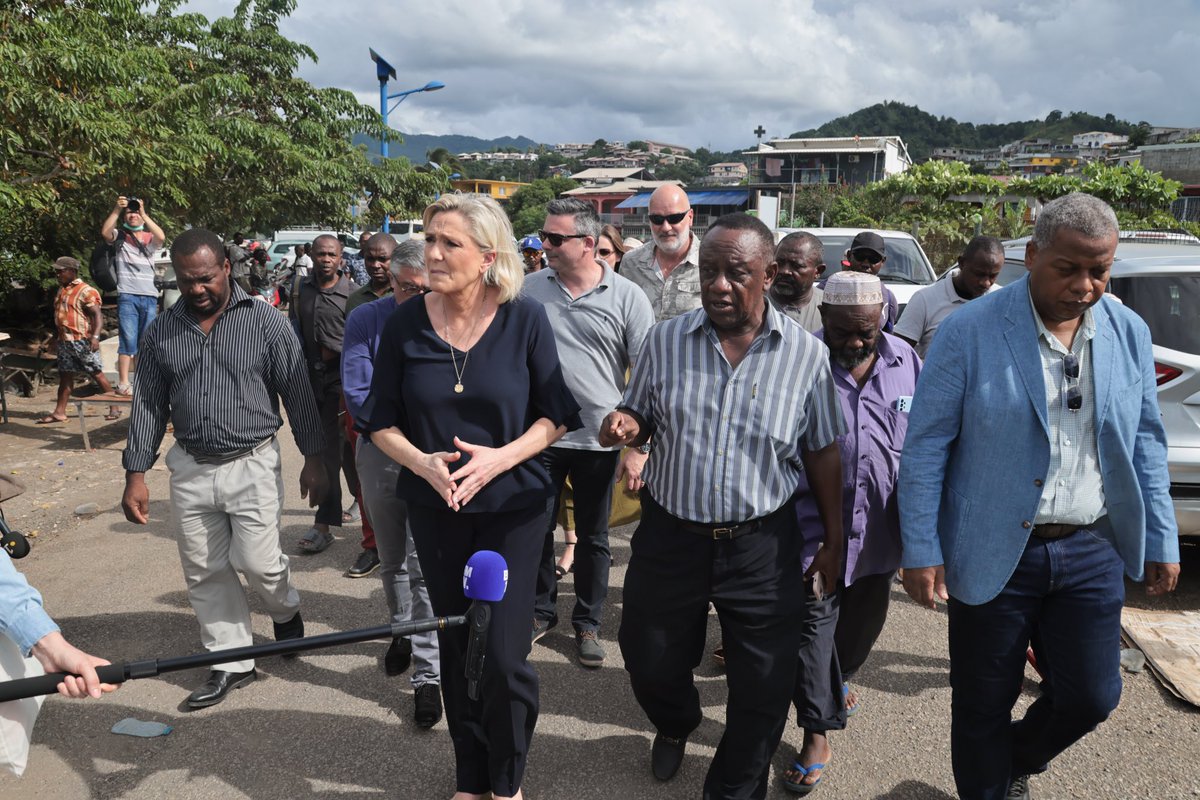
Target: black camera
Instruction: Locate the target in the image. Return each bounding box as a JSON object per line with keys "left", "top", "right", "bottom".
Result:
{"left": 126, "top": 196, "right": 141, "bottom": 213}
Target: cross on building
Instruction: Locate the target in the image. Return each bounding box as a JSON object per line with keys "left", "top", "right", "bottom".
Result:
{"left": 754, "top": 125, "right": 766, "bottom": 142}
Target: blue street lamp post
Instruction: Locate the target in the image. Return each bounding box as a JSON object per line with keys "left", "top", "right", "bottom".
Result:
{"left": 369, "top": 48, "right": 444, "bottom": 233}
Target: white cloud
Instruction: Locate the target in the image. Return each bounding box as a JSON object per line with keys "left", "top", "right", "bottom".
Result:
{"left": 182, "top": 0, "right": 1200, "bottom": 149}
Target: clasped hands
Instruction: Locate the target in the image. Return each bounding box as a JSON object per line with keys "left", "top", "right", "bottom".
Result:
{"left": 415, "top": 436, "right": 511, "bottom": 511}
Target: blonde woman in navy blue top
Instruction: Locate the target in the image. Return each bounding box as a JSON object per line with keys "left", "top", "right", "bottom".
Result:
{"left": 366, "top": 194, "right": 580, "bottom": 800}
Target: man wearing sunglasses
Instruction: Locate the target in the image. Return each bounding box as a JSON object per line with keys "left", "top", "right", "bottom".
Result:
{"left": 621, "top": 184, "right": 703, "bottom": 322}
{"left": 341, "top": 239, "right": 443, "bottom": 728}
{"left": 525, "top": 199, "right": 654, "bottom": 668}
{"left": 898, "top": 193, "right": 1179, "bottom": 800}
{"left": 842, "top": 231, "right": 899, "bottom": 332}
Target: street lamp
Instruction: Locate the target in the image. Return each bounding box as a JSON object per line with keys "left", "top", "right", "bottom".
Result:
{"left": 369, "top": 48, "right": 445, "bottom": 233}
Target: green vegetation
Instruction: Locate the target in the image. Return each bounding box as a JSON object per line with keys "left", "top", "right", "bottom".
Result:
{"left": 0, "top": 0, "right": 447, "bottom": 304}
{"left": 505, "top": 177, "right": 581, "bottom": 238}
{"left": 791, "top": 101, "right": 1141, "bottom": 161}
{"left": 780, "top": 161, "right": 1193, "bottom": 270}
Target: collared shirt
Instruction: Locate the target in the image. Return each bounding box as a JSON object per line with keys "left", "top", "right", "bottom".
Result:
{"left": 297, "top": 273, "right": 355, "bottom": 359}
{"left": 342, "top": 294, "right": 404, "bottom": 425}
{"left": 341, "top": 253, "right": 370, "bottom": 286}
{"left": 1029, "top": 288, "right": 1105, "bottom": 525}
{"left": 123, "top": 283, "right": 324, "bottom": 471}
{"left": 0, "top": 551, "right": 57, "bottom": 656}
{"left": 795, "top": 332, "right": 921, "bottom": 584}
{"left": 346, "top": 283, "right": 392, "bottom": 315}
{"left": 894, "top": 269, "right": 999, "bottom": 357}
{"left": 620, "top": 234, "right": 703, "bottom": 322}
{"left": 770, "top": 286, "right": 824, "bottom": 333}
{"left": 54, "top": 279, "right": 101, "bottom": 341}
{"left": 523, "top": 263, "right": 655, "bottom": 450}
{"left": 622, "top": 306, "right": 845, "bottom": 523}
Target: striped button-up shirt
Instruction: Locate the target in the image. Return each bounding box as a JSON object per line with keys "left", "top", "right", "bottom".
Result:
{"left": 123, "top": 284, "right": 324, "bottom": 472}
{"left": 621, "top": 305, "right": 845, "bottom": 523}
{"left": 1030, "top": 289, "right": 1106, "bottom": 525}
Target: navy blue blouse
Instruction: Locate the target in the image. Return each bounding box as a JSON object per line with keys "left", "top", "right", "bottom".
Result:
{"left": 366, "top": 294, "right": 582, "bottom": 513}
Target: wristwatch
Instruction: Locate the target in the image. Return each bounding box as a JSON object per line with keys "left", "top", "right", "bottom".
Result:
{"left": 637, "top": 442, "right": 652, "bottom": 454}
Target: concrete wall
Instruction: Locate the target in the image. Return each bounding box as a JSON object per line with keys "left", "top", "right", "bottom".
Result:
{"left": 1140, "top": 144, "right": 1200, "bottom": 185}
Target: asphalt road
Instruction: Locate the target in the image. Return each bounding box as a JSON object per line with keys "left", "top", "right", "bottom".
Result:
{"left": 1, "top": 396, "right": 1198, "bottom": 799}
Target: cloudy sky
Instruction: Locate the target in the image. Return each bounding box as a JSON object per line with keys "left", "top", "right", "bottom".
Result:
{"left": 189, "top": 0, "right": 1200, "bottom": 152}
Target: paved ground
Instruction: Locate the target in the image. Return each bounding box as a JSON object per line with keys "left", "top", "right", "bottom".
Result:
{"left": 0, "top": 392, "right": 1198, "bottom": 799}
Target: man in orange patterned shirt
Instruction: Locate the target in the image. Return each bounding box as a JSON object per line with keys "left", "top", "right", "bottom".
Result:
{"left": 38, "top": 257, "right": 115, "bottom": 424}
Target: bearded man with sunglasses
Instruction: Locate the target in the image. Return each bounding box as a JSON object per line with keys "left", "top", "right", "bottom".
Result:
{"left": 898, "top": 193, "right": 1179, "bottom": 800}
{"left": 622, "top": 184, "right": 703, "bottom": 322}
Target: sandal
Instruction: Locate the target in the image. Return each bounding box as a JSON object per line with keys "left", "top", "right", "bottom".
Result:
{"left": 36, "top": 414, "right": 68, "bottom": 424}
{"left": 298, "top": 527, "right": 335, "bottom": 554}
{"left": 104, "top": 408, "right": 123, "bottom": 421}
{"left": 782, "top": 760, "right": 826, "bottom": 795}
{"left": 843, "top": 683, "right": 859, "bottom": 717}
{"left": 555, "top": 542, "right": 575, "bottom": 580}
{"left": 115, "top": 383, "right": 133, "bottom": 397}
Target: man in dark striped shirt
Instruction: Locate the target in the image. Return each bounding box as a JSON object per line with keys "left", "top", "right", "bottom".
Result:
{"left": 121, "top": 228, "right": 327, "bottom": 709}
{"left": 601, "top": 214, "right": 846, "bottom": 799}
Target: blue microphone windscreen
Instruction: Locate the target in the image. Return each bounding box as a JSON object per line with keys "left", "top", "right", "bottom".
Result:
{"left": 463, "top": 550, "right": 509, "bottom": 602}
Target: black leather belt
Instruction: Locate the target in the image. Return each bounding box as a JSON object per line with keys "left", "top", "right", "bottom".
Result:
{"left": 678, "top": 517, "right": 765, "bottom": 540}
{"left": 184, "top": 436, "right": 274, "bottom": 465}
{"left": 1031, "top": 522, "right": 1084, "bottom": 540}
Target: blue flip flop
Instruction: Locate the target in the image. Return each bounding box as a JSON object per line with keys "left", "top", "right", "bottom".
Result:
{"left": 782, "top": 760, "right": 826, "bottom": 795}
{"left": 843, "top": 682, "right": 860, "bottom": 717}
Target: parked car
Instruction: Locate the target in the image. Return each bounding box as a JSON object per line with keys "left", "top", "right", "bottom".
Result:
{"left": 1000, "top": 240, "right": 1200, "bottom": 537}
{"left": 773, "top": 227, "right": 937, "bottom": 312}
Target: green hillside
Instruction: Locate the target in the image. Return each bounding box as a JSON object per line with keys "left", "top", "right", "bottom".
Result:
{"left": 790, "top": 101, "right": 1144, "bottom": 161}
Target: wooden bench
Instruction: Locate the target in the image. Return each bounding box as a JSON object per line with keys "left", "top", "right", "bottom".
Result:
{"left": 70, "top": 394, "right": 132, "bottom": 452}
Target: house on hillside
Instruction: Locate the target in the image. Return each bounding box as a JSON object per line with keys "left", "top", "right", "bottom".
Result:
{"left": 742, "top": 136, "right": 912, "bottom": 186}
{"left": 450, "top": 178, "right": 529, "bottom": 203}
{"left": 1072, "top": 131, "right": 1129, "bottom": 150}
{"left": 569, "top": 167, "right": 652, "bottom": 186}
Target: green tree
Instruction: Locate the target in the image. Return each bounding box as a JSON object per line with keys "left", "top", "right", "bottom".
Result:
{"left": 0, "top": 0, "right": 441, "bottom": 304}
{"left": 585, "top": 139, "right": 608, "bottom": 158}
{"left": 425, "top": 147, "right": 465, "bottom": 178}
{"left": 506, "top": 177, "right": 579, "bottom": 238}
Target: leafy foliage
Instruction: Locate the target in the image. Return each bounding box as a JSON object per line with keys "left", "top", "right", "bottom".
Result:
{"left": 781, "top": 161, "right": 1184, "bottom": 271}
{"left": 505, "top": 177, "right": 580, "bottom": 238}
{"left": 0, "top": 0, "right": 444, "bottom": 305}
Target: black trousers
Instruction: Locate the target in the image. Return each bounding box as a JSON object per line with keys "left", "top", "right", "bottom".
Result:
{"left": 791, "top": 580, "right": 846, "bottom": 733}
{"left": 619, "top": 493, "right": 805, "bottom": 800}
{"left": 835, "top": 570, "right": 895, "bottom": 679}
{"left": 310, "top": 371, "right": 343, "bottom": 528}
{"left": 533, "top": 447, "right": 620, "bottom": 632}
{"left": 408, "top": 501, "right": 547, "bottom": 797}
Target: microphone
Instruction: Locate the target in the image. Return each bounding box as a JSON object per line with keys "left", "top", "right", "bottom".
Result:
{"left": 0, "top": 515, "right": 30, "bottom": 559}
{"left": 462, "top": 550, "right": 508, "bottom": 701}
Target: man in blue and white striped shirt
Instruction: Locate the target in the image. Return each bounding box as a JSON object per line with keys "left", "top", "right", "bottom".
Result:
{"left": 600, "top": 213, "right": 846, "bottom": 798}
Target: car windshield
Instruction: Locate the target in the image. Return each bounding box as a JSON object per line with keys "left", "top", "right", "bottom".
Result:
{"left": 813, "top": 235, "right": 934, "bottom": 285}
{"left": 1109, "top": 274, "right": 1200, "bottom": 356}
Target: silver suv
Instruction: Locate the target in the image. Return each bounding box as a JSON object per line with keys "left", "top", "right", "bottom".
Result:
{"left": 1002, "top": 241, "right": 1200, "bottom": 537}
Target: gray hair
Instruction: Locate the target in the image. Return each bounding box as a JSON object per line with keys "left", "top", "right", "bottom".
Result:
{"left": 1032, "top": 193, "right": 1119, "bottom": 249}
{"left": 390, "top": 239, "right": 426, "bottom": 275}
{"left": 545, "top": 198, "right": 601, "bottom": 239}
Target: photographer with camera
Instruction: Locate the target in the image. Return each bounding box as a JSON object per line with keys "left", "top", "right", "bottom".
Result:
{"left": 100, "top": 195, "right": 165, "bottom": 400}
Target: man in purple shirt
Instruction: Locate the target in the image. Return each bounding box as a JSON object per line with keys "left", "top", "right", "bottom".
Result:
{"left": 782, "top": 271, "right": 922, "bottom": 795}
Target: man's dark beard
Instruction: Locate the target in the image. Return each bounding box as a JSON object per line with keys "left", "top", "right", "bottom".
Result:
{"left": 833, "top": 342, "right": 876, "bottom": 370}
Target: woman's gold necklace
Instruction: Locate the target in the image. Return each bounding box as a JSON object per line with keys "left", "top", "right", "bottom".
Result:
{"left": 442, "top": 293, "right": 487, "bottom": 394}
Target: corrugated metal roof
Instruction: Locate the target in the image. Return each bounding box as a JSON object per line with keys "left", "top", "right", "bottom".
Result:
{"left": 615, "top": 190, "right": 749, "bottom": 209}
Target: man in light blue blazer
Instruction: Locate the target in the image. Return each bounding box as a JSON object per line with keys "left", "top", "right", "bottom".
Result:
{"left": 898, "top": 193, "right": 1179, "bottom": 800}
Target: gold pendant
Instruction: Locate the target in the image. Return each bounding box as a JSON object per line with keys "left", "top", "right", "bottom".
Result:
{"left": 454, "top": 383, "right": 464, "bottom": 393}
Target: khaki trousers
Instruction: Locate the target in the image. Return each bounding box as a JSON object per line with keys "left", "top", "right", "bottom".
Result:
{"left": 165, "top": 440, "right": 300, "bottom": 672}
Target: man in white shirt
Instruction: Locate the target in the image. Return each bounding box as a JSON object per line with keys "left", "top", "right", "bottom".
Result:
{"left": 895, "top": 236, "right": 1004, "bottom": 357}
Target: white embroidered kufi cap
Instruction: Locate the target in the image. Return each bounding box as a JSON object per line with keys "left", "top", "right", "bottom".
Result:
{"left": 823, "top": 271, "right": 884, "bottom": 305}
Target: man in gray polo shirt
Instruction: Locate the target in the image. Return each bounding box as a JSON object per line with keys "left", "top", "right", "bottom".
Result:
{"left": 525, "top": 198, "right": 655, "bottom": 667}
{"left": 895, "top": 235, "right": 1004, "bottom": 357}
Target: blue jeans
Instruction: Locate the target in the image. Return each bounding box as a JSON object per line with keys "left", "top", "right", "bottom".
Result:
{"left": 117, "top": 294, "right": 158, "bottom": 356}
{"left": 947, "top": 528, "right": 1125, "bottom": 799}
